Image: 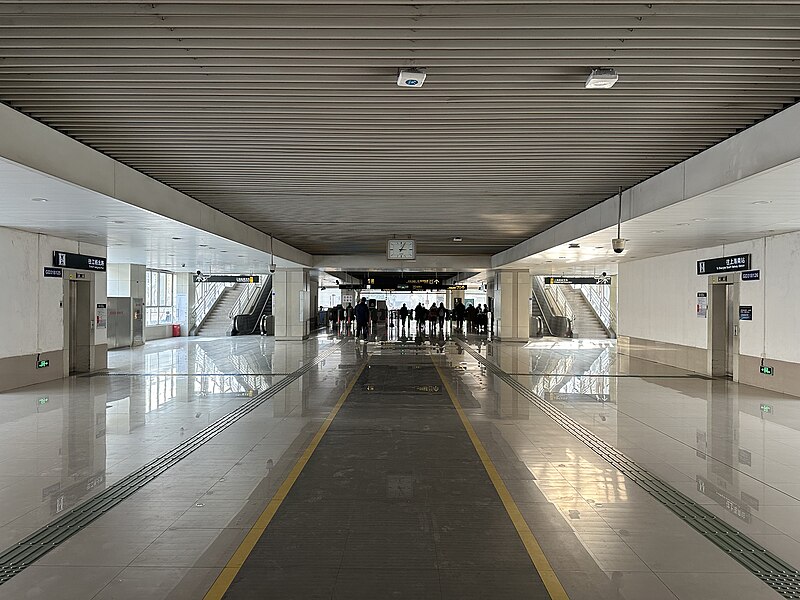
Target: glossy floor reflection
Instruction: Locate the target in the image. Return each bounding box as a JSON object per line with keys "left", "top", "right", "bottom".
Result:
{"left": 0, "top": 329, "right": 793, "bottom": 599}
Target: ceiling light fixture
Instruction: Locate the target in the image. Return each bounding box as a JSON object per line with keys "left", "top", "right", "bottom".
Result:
{"left": 751, "top": 200, "right": 772, "bottom": 205}
{"left": 453, "top": 236, "right": 463, "bottom": 242}
{"left": 693, "top": 218, "right": 708, "bottom": 222}
{"left": 31, "top": 197, "right": 48, "bottom": 202}
{"left": 585, "top": 68, "right": 618, "bottom": 89}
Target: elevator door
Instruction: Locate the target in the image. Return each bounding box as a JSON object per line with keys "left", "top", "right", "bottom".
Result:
{"left": 68, "top": 280, "right": 92, "bottom": 374}
{"left": 726, "top": 285, "right": 736, "bottom": 378}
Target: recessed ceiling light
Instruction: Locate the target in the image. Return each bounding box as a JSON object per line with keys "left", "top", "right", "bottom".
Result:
{"left": 453, "top": 237, "right": 463, "bottom": 242}
{"left": 31, "top": 197, "right": 48, "bottom": 202}
{"left": 220, "top": 250, "right": 228, "bottom": 253}
{"left": 650, "top": 230, "right": 664, "bottom": 234}
{"left": 676, "top": 222, "right": 690, "bottom": 227}
{"left": 585, "top": 68, "right": 618, "bottom": 89}
{"left": 112, "top": 220, "right": 125, "bottom": 224}
{"left": 198, "top": 244, "right": 208, "bottom": 247}
{"left": 751, "top": 200, "right": 772, "bottom": 205}
{"left": 97, "top": 215, "right": 108, "bottom": 219}
{"left": 172, "top": 237, "right": 182, "bottom": 240}
{"left": 693, "top": 218, "right": 708, "bottom": 222}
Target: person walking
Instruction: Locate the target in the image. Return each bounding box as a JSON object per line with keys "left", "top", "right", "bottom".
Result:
{"left": 345, "top": 302, "right": 354, "bottom": 335}
{"left": 437, "top": 302, "right": 446, "bottom": 332}
{"left": 465, "top": 302, "right": 476, "bottom": 332}
{"left": 415, "top": 303, "right": 425, "bottom": 331}
{"left": 354, "top": 297, "right": 370, "bottom": 341}
{"left": 399, "top": 303, "right": 409, "bottom": 330}
{"left": 428, "top": 302, "right": 438, "bottom": 334}
{"left": 454, "top": 298, "right": 466, "bottom": 331}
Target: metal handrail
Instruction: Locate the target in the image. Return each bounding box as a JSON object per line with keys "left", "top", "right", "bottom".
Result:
{"left": 543, "top": 282, "right": 574, "bottom": 322}
{"left": 531, "top": 284, "right": 554, "bottom": 336}
{"left": 228, "top": 280, "right": 262, "bottom": 318}
{"left": 190, "top": 281, "right": 232, "bottom": 330}
{"left": 577, "top": 284, "right": 616, "bottom": 333}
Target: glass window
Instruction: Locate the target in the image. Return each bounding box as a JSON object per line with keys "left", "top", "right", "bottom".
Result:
{"left": 145, "top": 269, "right": 177, "bottom": 326}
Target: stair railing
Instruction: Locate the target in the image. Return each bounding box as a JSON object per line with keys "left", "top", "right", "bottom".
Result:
{"left": 228, "top": 280, "right": 262, "bottom": 318}
{"left": 189, "top": 281, "right": 233, "bottom": 334}
{"left": 575, "top": 284, "right": 616, "bottom": 337}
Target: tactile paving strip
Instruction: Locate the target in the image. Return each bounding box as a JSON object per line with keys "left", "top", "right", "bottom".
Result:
{"left": 456, "top": 340, "right": 800, "bottom": 599}
{"left": 0, "top": 341, "right": 348, "bottom": 585}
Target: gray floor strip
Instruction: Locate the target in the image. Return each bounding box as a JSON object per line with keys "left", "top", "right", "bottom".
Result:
{"left": 456, "top": 340, "right": 800, "bottom": 599}
{"left": 0, "top": 341, "right": 346, "bottom": 585}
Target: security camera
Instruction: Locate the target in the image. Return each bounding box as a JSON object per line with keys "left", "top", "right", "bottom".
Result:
{"left": 181, "top": 263, "right": 186, "bottom": 268}
{"left": 269, "top": 263, "right": 277, "bottom": 274}
{"left": 601, "top": 271, "right": 607, "bottom": 277}
{"left": 612, "top": 238, "right": 626, "bottom": 254}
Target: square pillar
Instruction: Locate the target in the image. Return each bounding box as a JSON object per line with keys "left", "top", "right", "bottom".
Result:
{"left": 273, "top": 268, "right": 311, "bottom": 340}
{"left": 491, "top": 270, "right": 531, "bottom": 341}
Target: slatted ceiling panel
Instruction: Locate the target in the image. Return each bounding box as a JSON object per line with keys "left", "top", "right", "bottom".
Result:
{"left": 0, "top": 3, "right": 797, "bottom": 257}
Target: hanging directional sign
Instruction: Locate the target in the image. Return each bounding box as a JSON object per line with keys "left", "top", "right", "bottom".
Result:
{"left": 544, "top": 276, "right": 611, "bottom": 285}
{"left": 193, "top": 275, "right": 260, "bottom": 283}
{"left": 696, "top": 254, "right": 751, "bottom": 275}
{"left": 53, "top": 251, "right": 106, "bottom": 272}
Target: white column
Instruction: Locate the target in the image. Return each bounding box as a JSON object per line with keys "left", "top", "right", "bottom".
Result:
{"left": 273, "top": 268, "right": 311, "bottom": 341}
{"left": 491, "top": 270, "right": 532, "bottom": 341}
{"left": 174, "top": 272, "right": 195, "bottom": 336}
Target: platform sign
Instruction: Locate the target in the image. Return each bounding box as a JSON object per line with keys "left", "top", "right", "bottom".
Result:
{"left": 696, "top": 253, "right": 750, "bottom": 275}
{"left": 741, "top": 270, "right": 760, "bottom": 281}
{"left": 53, "top": 251, "right": 106, "bottom": 272}
{"left": 544, "top": 276, "right": 611, "bottom": 285}
{"left": 739, "top": 305, "right": 753, "bottom": 321}
{"left": 192, "top": 275, "right": 260, "bottom": 283}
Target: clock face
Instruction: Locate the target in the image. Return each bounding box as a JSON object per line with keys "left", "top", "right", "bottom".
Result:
{"left": 387, "top": 239, "right": 416, "bottom": 260}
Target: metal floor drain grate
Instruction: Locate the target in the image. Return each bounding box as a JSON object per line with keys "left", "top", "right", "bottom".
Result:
{"left": 0, "top": 341, "right": 348, "bottom": 585}
{"left": 456, "top": 340, "right": 800, "bottom": 599}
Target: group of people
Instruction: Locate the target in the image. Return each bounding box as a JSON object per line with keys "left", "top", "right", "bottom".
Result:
{"left": 394, "top": 299, "right": 491, "bottom": 334}
{"left": 325, "top": 298, "right": 374, "bottom": 340}
{"left": 325, "top": 298, "right": 491, "bottom": 340}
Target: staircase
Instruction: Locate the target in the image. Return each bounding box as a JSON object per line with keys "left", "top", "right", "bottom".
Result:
{"left": 195, "top": 284, "right": 241, "bottom": 337}
{"left": 558, "top": 285, "right": 610, "bottom": 339}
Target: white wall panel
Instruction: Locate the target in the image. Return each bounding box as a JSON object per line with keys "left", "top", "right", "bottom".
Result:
{"left": 619, "top": 231, "right": 800, "bottom": 364}
{"left": 0, "top": 226, "right": 106, "bottom": 359}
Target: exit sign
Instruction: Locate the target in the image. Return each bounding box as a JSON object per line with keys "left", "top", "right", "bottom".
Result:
{"left": 760, "top": 403, "right": 773, "bottom": 414}
{"left": 760, "top": 365, "right": 774, "bottom": 376}
{"left": 36, "top": 359, "right": 50, "bottom": 369}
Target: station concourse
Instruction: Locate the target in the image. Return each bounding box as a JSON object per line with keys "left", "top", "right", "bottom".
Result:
{"left": 2, "top": 2, "right": 800, "bottom": 599}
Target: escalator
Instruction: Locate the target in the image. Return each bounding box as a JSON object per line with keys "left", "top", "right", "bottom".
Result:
{"left": 231, "top": 276, "right": 273, "bottom": 336}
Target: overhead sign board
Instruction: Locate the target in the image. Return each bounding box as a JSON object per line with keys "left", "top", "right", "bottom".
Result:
{"left": 544, "top": 276, "right": 611, "bottom": 285}
{"left": 193, "top": 275, "right": 260, "bottom": 283}
{"left": 741, "top": 270, "right": 760, "bottom": 281}
{"left": 696, "top": 253, "right": 750, "bottom": 275}
{"left": 53, "top": 251, "right": 106, "bottom": 272}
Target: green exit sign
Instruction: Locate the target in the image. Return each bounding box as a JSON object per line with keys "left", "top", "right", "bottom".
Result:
{"left": 38, "top": 397, "right": 49, "bottom": 405}
{"left": 36, "top": 359, "right": 49, "bottom": 369}
{"left": 760, "top": 403, "right": 773, "bottom": 414}
{"left": 760, "top": 365, "right": 774, "bottom": 376}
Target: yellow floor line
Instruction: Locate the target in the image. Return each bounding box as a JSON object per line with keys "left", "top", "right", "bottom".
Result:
{"left": 432, "top": 355, "right": 571, "bottom": 600}
{"left": 202, "top": 359, "right": 367, "bottom": 600}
